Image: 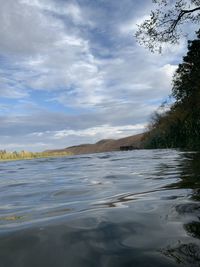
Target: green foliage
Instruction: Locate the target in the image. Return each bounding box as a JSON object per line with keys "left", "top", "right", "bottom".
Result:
{"left": 144, "top": 30, "right": 200, "bottom": 149}
{"left": 0, "top": 150, "right": 72, "bottom": 161}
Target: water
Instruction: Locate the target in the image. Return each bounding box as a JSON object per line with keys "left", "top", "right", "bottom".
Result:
{"left": 0, "top": 149, "right": 200, "bottom": 267}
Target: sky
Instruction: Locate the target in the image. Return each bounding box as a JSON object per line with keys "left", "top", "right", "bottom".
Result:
{"left": 0, "top": 0, "right": 195, "bottom": 151}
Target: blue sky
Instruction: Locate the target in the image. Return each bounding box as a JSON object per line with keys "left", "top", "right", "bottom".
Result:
{"left": 0, "top": 0, "right": 195, "bottom": 151}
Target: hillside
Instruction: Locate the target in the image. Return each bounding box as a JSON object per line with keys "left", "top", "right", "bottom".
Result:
{"left": 46, "top": 133, "right": 144, "bottom": 155}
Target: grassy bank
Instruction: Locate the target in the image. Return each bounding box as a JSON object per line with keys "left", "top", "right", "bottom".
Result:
{"left": 0, "top": 150, "right": 73, "bottom": 161}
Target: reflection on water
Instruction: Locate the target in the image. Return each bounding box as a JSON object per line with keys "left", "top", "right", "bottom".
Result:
{"left": 161, "top": 243, "right": 200, "bottom": 266}
{"left": 0, "top": 150, "right": 200, "bottom": 266}
{"left": 159, "top": 152, "right": 200, "bottom": 267}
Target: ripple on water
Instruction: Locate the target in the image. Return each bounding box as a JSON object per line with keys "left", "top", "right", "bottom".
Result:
{"left": 0, "top": 150, "right": 200, "bottom": 267}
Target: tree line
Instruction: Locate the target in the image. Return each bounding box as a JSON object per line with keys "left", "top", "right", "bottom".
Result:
{"left": 143, "top": 29, "right": 200, "bottom": 149}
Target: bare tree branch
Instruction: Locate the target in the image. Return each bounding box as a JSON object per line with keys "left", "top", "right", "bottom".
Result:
{"left": 135, "top": 1, "right": 200, "bottom": 52}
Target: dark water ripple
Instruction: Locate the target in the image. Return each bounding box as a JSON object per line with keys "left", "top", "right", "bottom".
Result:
{"left": 0, "top": 149, "right": 200, "bottom": 267}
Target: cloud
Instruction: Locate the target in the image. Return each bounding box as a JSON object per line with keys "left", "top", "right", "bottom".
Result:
{"left": 0, "top": 121, "right": 146, "bottom": 152}
{"left": 119, "top": 15, "right": 150, "bottom": 35}
{"left": 0, "top": 0, "right": 98, "bottom": 100}
{"left": 0, "top": 0, "right": 189, "bottom": 151}
{"left": 20, "top": 0, "right": 93, "bottom": 26}
{"left": 0, "top": 0, "right": 178, "bottom": 105}
{"left": 53, "top": 123, "right": 146, "bottom": 138}
{"left": 0, "top": 0, "right": 61, "bottom": 56}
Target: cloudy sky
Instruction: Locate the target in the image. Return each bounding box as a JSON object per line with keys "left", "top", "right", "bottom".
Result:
{"left": 0, "top": 0, "right": 195, "bottom": 151}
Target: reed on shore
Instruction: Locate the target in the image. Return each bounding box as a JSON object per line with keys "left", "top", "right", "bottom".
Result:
{"left": 0, "top": 150, "right": 72, "bottom": 161}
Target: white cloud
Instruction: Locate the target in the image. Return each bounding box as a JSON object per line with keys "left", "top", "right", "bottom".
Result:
{"left": 20, "top": 0, "right": 93, "bottom": 26}
{"left": 64, "top": 3, "right": 84, "bottom": 24}
{"left": 52, "top": 123, "right": 146, "bottom": 140}
{"left": 0, "top": 0, "right": 63, "bottom": 56}
{"left": 0, "top": 0, "right": 190, "bottom": 151}
{"left": 0, "top": 0, "right": 179, "bottom": 105}
{"left": 0, "top": 87, "right": 28, "bottom": 99}
{"left": 119, "top": 15, "right": 149, "bottom": 34}
{"left": 0, "top": 142, "right": 48, "bottom": 151}
{"left": 0, "top": 0, "right": 99, "bottom": 100}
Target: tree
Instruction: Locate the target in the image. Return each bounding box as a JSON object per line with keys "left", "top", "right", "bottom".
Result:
{"left": 135, "top": 0, "right": 200, "bottom": 52}
{"left": 172, "top": 29, "right": 200, "bottom": 101}
{"left": 143, "top": 30, "right": 200, "bottom": 149}
{"left": 172, "top": 29, "right": 200, "bottom": 147}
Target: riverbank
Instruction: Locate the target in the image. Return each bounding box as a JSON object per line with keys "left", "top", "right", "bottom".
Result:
{"left": 46, "top": 133, "right": 144, "bottom": 156}
{"left": 0, "top": 133, "right": 144, "bottom": 161}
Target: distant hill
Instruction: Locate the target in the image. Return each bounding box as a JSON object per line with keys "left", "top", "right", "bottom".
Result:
{"left": 46, "top": 133, "right": 144, "bottom": 155}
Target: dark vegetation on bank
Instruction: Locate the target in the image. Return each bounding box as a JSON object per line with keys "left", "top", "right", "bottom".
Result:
{"left": 143, "top": 30, "right": 200, "bottom": 150}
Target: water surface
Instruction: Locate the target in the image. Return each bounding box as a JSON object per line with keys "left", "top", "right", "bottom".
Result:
{"left": 0, "top": 149, "right": 200, "bottom": 267}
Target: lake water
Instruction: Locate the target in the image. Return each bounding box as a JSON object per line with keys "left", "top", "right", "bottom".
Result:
{"left": 0, "top": 149, "right": 200, "bottom": 267}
